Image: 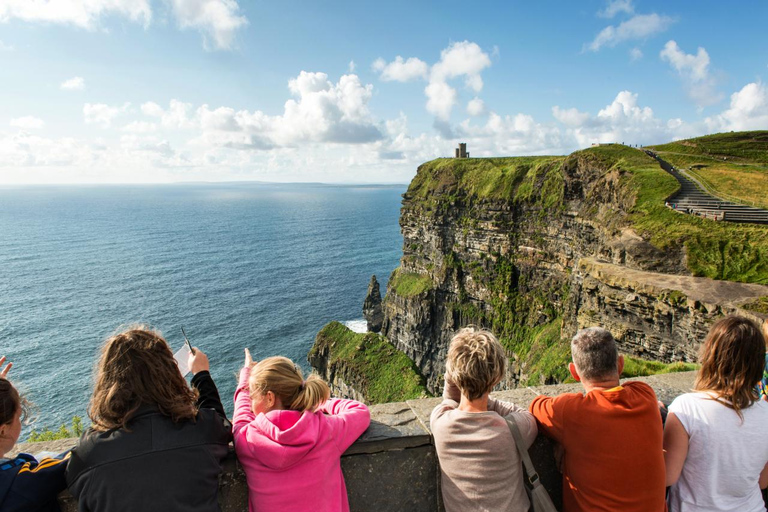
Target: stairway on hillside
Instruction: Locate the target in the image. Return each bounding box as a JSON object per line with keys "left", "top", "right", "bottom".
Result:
{"left": 644, "top": 151, "right": 768, "bottom": 225}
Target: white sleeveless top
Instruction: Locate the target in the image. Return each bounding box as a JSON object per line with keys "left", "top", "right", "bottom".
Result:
{"left": 668, "top": 392, "right": 768, "bottom": 512}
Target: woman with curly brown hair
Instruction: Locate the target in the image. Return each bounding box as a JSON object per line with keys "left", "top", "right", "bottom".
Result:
{"left": 664, "top": 316, "right": 768, "bottom": 512}
{"left": 65, "top": 327, "right": 232, "bottom": 512}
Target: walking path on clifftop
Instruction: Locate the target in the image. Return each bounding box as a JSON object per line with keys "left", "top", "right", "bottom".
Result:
{"left": 644, "top": 150, "right": 768, "bottom": 224}
{"left": 579, "top": 258, "right": 768, "bottom": 308}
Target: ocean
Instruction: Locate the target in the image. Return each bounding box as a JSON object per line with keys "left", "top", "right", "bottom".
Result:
{"left": 0, "top": 182, "right": 405, "bottom": 436}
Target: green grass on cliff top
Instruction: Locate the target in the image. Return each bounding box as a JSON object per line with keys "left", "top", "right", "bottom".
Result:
{"left": 647, "top": 131, "right": 768, "bottom": 209}
{"left": 621, "top": 355, "right": 698, "bottom": 378}
{"left": 407, "top": 156, "right": 565, "bottom": 202}
{"left": 311, "top": 321, "right": 429, "bottom": 404}
{"left": 389, "top": 268, "right": 433, "bottom": 297}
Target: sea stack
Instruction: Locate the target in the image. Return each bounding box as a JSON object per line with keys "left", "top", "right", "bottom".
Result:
{"left": 363, "top": 275, "right": 383, "bottom": 333}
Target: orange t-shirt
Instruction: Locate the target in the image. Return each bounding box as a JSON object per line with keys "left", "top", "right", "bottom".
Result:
{"left": 529, "top": 382, "right": 666, "bottom": 512}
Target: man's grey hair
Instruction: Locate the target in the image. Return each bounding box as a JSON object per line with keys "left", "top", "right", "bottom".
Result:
{"left": 571, "top": 327, "right": 619, "bottom": 381}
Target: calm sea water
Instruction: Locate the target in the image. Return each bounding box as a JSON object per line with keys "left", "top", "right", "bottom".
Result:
{"left": 0, "top": 183, "right": 405, "bottom": 436}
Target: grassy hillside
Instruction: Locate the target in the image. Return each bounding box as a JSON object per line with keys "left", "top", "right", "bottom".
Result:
{"left": 575, "top": 144, "right": 768, "bottom": 284}
{"left": 647, "top": 131, "right": 768, "bottom": 208}
{"left": 311, "top": 321, "right": 429, "bottom": 404}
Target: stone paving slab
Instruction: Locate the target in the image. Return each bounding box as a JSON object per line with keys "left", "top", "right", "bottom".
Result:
{"left": 406, "top": 397, "right": 442, "bottom": 434}
{"left": 345, "top": 401, "right": 430, "bottom": 455}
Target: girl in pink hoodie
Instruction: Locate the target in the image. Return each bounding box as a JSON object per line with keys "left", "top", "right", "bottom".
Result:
{"left": 233, "top": 349, "right": 371, "bottom": 512}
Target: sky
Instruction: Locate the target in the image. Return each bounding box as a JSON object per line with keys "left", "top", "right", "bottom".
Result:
{"left": 1, "top": 0, "right": 767, "bottom": 184}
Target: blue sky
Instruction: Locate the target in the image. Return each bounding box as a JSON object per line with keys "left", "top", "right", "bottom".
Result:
{"left": 1, "top": 0, "right": 767, "bottom": 184}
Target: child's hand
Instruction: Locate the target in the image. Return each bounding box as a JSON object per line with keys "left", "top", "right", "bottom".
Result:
{"left": 188, "top": 348, "right": 210, "bottom": 375}
{"left": 244, "top": 348, "right": 254, "bottom": 368}
{"left": 0, "top": 356, "right": 12, "bottom": 378}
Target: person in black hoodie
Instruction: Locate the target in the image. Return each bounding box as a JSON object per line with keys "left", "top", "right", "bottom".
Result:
{"left": 0, "top": 357, "right": 68, "bottom": 512}
{"left": 66, "top": 327, "right": 232, "bottom": 512}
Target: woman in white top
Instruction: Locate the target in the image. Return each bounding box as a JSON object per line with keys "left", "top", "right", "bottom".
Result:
{"left": 664, "top": 315, "right": 768, "bottom": 512}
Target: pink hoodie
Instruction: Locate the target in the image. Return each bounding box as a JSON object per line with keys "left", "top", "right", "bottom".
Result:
{"left": 233, "top": 367, "right": 371, "bottom": 512}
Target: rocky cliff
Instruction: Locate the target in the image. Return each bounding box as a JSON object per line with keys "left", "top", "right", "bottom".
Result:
{"left": 311, "top": 141, "right": 768, "bottom": 399}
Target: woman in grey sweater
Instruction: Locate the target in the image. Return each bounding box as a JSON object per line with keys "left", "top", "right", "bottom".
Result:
{"left": 430, "top": 327, "right": 537, "bottom": 512}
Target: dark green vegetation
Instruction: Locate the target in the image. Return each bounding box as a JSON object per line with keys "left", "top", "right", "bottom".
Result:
{"left": 389, "top": 268, "right": 433, "bottom": 297}
{"left": 406, "top": 156, "right": 566, "bottom": 210}
{"left": 311, "top": 322, "right": 429, "bottom": 404}
{"left": 28, "top": 416, "right": 84, "bottom": 442}
{"left": 578, "top": 142, "right": 768, "bottom": 284}
{"left": 647, "top": 131, "right": 768, "bottom": 209}
{"left": 621, "top": 355, "right": 698, "bottom": 378}
{"left": 743, "top": 297, "right": 768, "bottom": 315}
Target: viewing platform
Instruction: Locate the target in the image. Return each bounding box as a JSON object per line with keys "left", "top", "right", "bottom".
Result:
{"left": 14, "top": 371, "right": 697, "bottom": 512}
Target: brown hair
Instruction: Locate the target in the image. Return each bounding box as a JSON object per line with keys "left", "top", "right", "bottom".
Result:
{"left": 249, "top": 357, "right": 329, "bottom": 412}
{"left": 88, "top": 327, "right": 198, "bottom": 432}
{"left": 0, "top": 377, "right": 28, "bottom": 427}
{"left": 694, "top": 316, "right": 764, "bottom": 417}
{"left": 446, "top": 327, "right": 506, "bottom": 401}
{"left": 571, "top": 327, "right": 619, "bottom": 381}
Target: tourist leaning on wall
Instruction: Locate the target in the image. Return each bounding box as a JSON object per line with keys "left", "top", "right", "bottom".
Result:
{"left": 529, "top": 327, "right": 667, "bottom": 512}
{"left": 0, "top": 357, "right": 69, "bottom": 512}
{"left": 430, "top": 327, "right": 537, "bottom": 512}
{"left": 65, "top": 327, "right": 232, "bottom": 512}
{"left": 233, "top": 350, "right": 370, "bottom": 512}
{"left": 664, "top": 316, "right": 768, "bottom": 512}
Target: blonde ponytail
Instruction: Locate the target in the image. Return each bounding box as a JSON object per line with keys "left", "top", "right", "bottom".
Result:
{"left": 290, "top": 375, "right": 330, "bottom": 412}
{"left": 249, "top": 356, "right": 330, "bottom": 412}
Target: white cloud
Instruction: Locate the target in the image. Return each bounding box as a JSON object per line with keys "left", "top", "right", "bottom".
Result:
{"left": 425, "top": 81, "right": 457, "bottom": 121}
{"left": 0, "top": 39, "right": 13, "bottom": 51}
{"left": 60, "top": 76, "right": 85, "bottom": 90}
{"left": 552, "top": 106, "right": 590, "bottom": 126}
{"left": 348, "top": 60, "right": 356, "bottom": 73}
{"left": 660, "top": 40, "right": 721, "bottom": 107}
{"left": 9, "top": 116, "right": 45, "bottom": 130}
{"left": 122, "top": 121, "right": 158, "bottom": 133}
{"left": 705, "top": 82, "right": 768, "bottom": 132}
{"left": 598, "top": 0, "right": 634, "bottom": 18}
{"left": 587, "top": 13, "right": 674, "bottom": 52}
{"left": 0, "top": 0, "right": 152, "bottom": 29}
{"left": 629, "top": 47, "right": 643, "bottom": 61}
{"left": 142, "top": 71, "right": 383, "bottom": 147}
{"left": 430, "top": 41, "right": 491, "bottom": 90}
{"left": 467, "top": 98, "right": 485, "bottom": 116}
{"left": 426, "top": 41, "right": 492, "bottom": 122}
{"left": 372, "top": 56, "right": 428, "bottom": 82}
{"left": 0, "top": 0, "right": 248, "bottom": 51}
{"left": 168, "top": 0, "right": 248, "bottom": 51}
{"left": 83, "top": 103, "right": 130, "bottom": 128}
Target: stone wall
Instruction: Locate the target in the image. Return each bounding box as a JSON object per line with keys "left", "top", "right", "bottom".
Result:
{"left": 13, "top": 372, "right": 697, "bottom": 512}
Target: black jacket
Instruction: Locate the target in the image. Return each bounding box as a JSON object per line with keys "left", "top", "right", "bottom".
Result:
{"left": 65, "top": 371, "right": 232, "bottom": 512}
{"left": 0, "top": 452, "right": 68, "bottom": 512}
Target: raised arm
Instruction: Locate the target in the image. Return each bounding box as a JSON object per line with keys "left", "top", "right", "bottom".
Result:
{"left": 528, "top": 393, "right": 568, "bottom": 442}
{"left": 188, "top": 348, "right": 227, "bottom": 419}
{"left": 232, "top": 349, "right": 256, "bottom": 439}
{"left": 317, "top": 398, "right": 371, "bottom": 453}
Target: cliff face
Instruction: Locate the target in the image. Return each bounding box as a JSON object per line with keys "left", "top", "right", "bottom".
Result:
{"left": 310, "top": 143, "right": 768, "bottom": 399}
{"left": 377, "top": 151, "right": 768, "bottom": 393}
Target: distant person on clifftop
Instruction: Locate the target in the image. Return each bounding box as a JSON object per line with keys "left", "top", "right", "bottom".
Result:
{"left": 529, "top": 327, "right": 666, "bottom": 512}
{"left": 233, "top": 351, "right": 370, "bottom": 512}
{"left": 430, "top": 327, "right": 537, "bottom": 512}
{"left": 0, "top": 357, "right": 69, "bottom": 512}
{"left": 664, "top": 316, "right": 768, "bottom": 512}
{"left": 65, "top": 327, "right": 232, "bottom": 512}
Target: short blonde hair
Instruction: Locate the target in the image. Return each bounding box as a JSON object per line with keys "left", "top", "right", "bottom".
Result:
{"left": 446, "top": 327, "right": 506, "bottom": 400}
{"left": 249, "top": 356, "right": 330, "bottom": 412}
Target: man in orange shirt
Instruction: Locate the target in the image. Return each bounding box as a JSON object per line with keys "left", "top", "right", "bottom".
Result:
{"left": 529, "top": 327, "right": 667, "bottom": 512}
